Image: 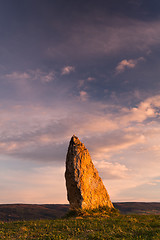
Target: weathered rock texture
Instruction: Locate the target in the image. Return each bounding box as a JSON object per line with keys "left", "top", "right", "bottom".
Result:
{"left": 65, "top": 135, "right": 114, "bottom": 210}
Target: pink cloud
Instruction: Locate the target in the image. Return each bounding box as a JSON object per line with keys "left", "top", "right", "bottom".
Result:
{"left": 115, "top": 57, "right": 145, "bottom": 74}
{"left": 5, "top": 72, "right": 30, "bottom": 80}
{"left": 61, "top": 66, "right": 75, "bottom": 75}
{"left": 87, "top": 77, "right": 95, "bottom": 81}
{"left": 5, "top": 69, "right": 55, "bottom": 83}
{"left": 79, "top": 91, "right": 88, "bottom": 101}
{"left": 0, "top": 94, "right": 160, "bottom": 202}
{"left": 94, "top": 160, "right": 129, "bottom": 180}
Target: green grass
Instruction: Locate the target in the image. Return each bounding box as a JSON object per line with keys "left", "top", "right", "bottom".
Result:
{"left": 65, "top": 205, "right": 119, "bottom": 218}
{"left": 0, "top": 214, "right": 160, "bottom": 239}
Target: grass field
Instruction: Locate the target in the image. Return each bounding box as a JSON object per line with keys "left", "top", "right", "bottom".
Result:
{"left": 0, "top": 214, "right": 160, "bottom": 239}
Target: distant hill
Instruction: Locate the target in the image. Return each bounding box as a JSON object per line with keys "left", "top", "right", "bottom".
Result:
{"left": 0, "top": 204, "right": 69, "bottom": 221}
{"left": 0, "top": 202, "right": 159, "bottom": 221}
{"left": 113, "top": 202, "right": 160, "bottom": 215}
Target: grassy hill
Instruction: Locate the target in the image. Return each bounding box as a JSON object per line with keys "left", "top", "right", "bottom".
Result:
{"left": 0, "top": 214, "right": 160, "bottom": 239}
{"left": 0, "top": 202, "right": 160, "bottom": 221}
{"left": 0, "top": 203, "right": 160, "bottom": 239}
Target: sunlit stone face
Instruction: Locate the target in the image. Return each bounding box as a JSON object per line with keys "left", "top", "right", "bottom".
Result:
{"left": 65, "top": 135, "right": 114, "bottom": 210}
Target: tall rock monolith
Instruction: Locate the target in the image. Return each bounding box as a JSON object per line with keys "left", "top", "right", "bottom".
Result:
{"left": 65, "top": 135, "right": 114, "bottom": 210}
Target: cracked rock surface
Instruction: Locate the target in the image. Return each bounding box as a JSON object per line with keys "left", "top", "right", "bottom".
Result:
{"left": 65, "top": 135, "right": 114, "bottom": 210}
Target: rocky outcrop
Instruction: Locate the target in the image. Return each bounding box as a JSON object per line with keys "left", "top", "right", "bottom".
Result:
{"left": 65, "top": 135, "right": 114, "bottom": 210}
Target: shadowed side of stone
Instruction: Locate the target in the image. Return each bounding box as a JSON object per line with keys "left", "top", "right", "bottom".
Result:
{"left": 65, "top": 135, "right": 114, "bottom": 210}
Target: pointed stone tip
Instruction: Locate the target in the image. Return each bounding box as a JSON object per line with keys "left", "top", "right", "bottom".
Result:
{"left": 71, "top": 135, "right": 78, "bottom": 141}
{"left": 72, "top": 134, "right": 78, "bottom": 139}
{"left": 71, "top": 135, "right": 81, "bottom": 145}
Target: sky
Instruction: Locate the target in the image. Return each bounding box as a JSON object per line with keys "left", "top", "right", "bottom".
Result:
{"left": 0, "top": 0, "right": 160, "bottom": 203}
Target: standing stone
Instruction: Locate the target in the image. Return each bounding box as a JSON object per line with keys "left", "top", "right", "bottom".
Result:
{"left": 65, "top": 135, "right": 114, "bottom": 210}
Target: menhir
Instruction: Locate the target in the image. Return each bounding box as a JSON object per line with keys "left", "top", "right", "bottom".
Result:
{"left": 65, "top": 135, "right": 114, "bottom": 210}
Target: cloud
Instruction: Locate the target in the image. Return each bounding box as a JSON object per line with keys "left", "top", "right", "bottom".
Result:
{"left": 116, "top": 180, "right": 160, "bottom": 202}
{"left": 13, "top": 143, "right": 67, "bottom": 164}
{"left": 0, "top": 105, "right": 118, "bottom": 162}
{"left": 0, "top": 94, "right": 159, "bottom": 190}
{"left": 39, "top": 71, "right": 55, "bottom": 83}
{"left": 5, "top": 72, "right": 30, "bottom": 80}
{"left": 118, "top": 95, "right": 160, "bottom": 124}
{"left": 94, "top": 160, "right": 129, "bottom": 179}
{"left": 0, "top": 94, "right": 160, "bottom": 202}
{"left": 87, "top": 77, "right": 95, "bottom": 81}
{"left": 115, "top": 57, "right": 145, "bottom": 74}
{"left": 0, "top": 163, "right": 66, "bottom": 203}
{"left": 128, "top": 0, "right": 143, "bottom": 6}
{"left": 78, "top": 80, "right": 85, "bottom": 87}
{"left": 0, "top": 94, "right": 160, "bottom": 163}
{"left": 77, "top": 77, "right": 95, "bottom": 89}
{"left": 85, "top": 131, "right": 145, "bottom": 162}
{"left": 147, "top": 182, "right": 157, "bottom": 186}
{"left": 47, "top": 18, "right": 160, "bottom": 60}
{"left": 61, "top": 66, "right": 75, "bottom": 75}
{"left": 0, "top": 69, "right": 56, "bottom": 102}
{"left": 27, "top": 69, "right": 55, "bottom": 83}
{"left": 4, "top": 69, "right": 55, "bottom": 83}
{"left": 79, "top": 91, "right": 88, "bottom": 101}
